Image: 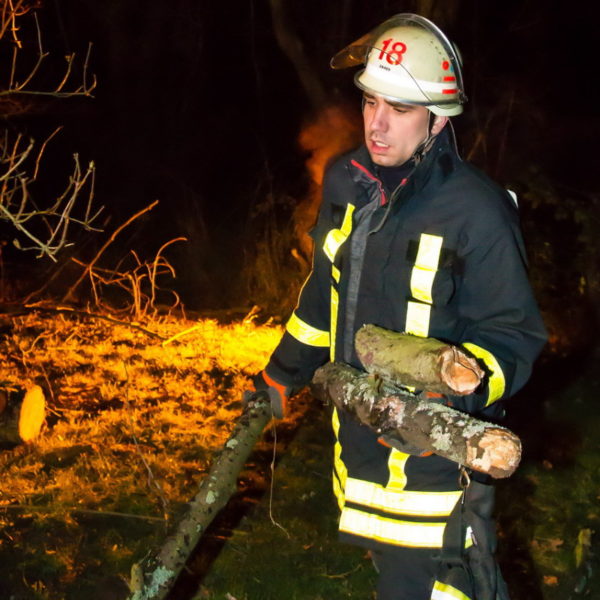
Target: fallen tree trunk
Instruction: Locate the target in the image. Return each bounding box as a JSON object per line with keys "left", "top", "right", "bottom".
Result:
{"left": 127, "top": 397, "right": 271, "bottom": 600}
{"left": 355, "top": 324, "right": 485, "bottom": 395}
{"left": 311, "top": 362, "right": 521, "bottom": 479}
{"left": 0, "top": 385, "right": 46, "bottom": 444}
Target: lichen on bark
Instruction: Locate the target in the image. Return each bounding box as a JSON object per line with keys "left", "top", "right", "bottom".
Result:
{"left": 311, "top": 361, "right": 521, "bottom": 478}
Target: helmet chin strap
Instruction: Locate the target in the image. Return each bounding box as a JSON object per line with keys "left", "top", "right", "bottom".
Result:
{"left": 412, "top": 110, "right": 436, "bottom": 165}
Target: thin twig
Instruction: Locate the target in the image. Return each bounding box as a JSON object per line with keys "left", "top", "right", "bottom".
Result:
{"left": 20, "top": 304, "right": 166, "bottom": 340}
{"left": 0, "top": 504, "right": 166, "bottom": 522}
{"left": 62, "top": 200, "right": 159, "bottom": 302}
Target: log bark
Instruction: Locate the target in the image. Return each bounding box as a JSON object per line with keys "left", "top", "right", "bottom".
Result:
{"left": 0, "top": 385, "right": 46, "bottom": 443}
{"left": 355, "top": 324, "right": 485, "bottom": 395}
{"left": 310, "top": 362, "right": 521, "bottom": 479}
{"left": 126, "top": 398, "right": 271, "bottom": 600}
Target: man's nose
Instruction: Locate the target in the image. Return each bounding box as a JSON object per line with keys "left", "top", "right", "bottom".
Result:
{"left": 370, "top": 103, "right": 389, "bottom": 132}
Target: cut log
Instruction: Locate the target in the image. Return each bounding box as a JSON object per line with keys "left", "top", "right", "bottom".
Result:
{"left": 0, "top": 385, "right": 46, "bottom": 444}
{"left": 310, "top": 362, "right": 521, "bottom": 479}
{"left": 127, "top": 397, "right": 271, "bottom": 600}
{"left": 355, "top": 324, "right": 485, "bottom": 395}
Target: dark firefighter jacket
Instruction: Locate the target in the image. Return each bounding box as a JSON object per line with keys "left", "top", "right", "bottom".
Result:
{"left": 264, "top": 127, "right": 547, "bottom": 552}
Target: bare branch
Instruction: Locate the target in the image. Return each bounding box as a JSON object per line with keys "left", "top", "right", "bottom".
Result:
{"left": 1, "top": 11, "right": 96, "bottom": 102}
{"left": 66, "top": 236, "right": 187, "bottom": 319}
{"left": 62, "top": 201, "right": 160, "bottom": 303}
{"left": 1, "top": 133, "right": 99, "bottom": 260}
{"left": 1, "top": 3, "right": 100, "bottom": 263}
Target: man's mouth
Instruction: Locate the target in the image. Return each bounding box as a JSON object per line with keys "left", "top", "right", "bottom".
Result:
{"left": 370, "top": 139, "right": 390, "bottom": 149}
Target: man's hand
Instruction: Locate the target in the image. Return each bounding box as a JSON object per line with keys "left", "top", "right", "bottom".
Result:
{"left": 244, "top": 370, "right": 291, "bottom": 419}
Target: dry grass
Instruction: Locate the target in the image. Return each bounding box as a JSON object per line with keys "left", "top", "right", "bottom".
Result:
{"left": 0, "top": 309, "right": 296, "bottom": 599}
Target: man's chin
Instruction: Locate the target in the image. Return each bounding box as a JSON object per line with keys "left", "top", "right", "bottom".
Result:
{"left": 369, "top": 152, "right": 406, "bottom": 167}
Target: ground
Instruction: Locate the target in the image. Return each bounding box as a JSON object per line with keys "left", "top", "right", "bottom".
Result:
{"left": 0, "top": 308, "right": 597, "bottom": 599}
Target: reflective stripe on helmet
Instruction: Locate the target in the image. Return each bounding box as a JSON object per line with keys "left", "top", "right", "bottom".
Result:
{"left": 332, "top": 14, "right": 466, "bottom": 117}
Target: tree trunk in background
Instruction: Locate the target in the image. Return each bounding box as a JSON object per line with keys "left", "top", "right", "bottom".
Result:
{"left": 269, "top": 0, "right": 328, "bottom": 111}
{"left": 311, "top": 362, "right": 521, "bottom": 479}
{"left": 126, "top": 399, "right": 271, "bottom": 600}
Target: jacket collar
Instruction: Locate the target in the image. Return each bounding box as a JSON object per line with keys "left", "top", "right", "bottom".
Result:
{"left": 347, "top": 127, "right": 459, "bottom": 204}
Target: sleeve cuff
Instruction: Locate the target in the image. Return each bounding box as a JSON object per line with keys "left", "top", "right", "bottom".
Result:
{"left": 462, "top": 342, "right": 506, "bottom": 405}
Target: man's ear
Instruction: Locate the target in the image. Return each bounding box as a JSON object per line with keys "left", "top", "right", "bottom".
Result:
{"left": 431, "top": 115, "right": 448, "bottom": 136}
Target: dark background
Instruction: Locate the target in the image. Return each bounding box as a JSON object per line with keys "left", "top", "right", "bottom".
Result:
{"left": 2, "top": 5, "right": 599, "bottom": 598}
{"left": 3, "top": 0, "right": 599, "bottom": 333}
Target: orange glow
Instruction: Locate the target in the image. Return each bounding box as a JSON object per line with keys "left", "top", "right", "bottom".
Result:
{"left": 294, "top": 104, "right": 362, "bottom": 262}
{"left": 298, "top": 105, "right": 362, "bottom": 188}
{"left": 0, "top": 311, "right": 298, "bottom": 594}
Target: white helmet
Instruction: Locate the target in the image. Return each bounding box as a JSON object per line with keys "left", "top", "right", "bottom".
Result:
{"left": 331, "top": 14, "right": 466, "bottom": 116}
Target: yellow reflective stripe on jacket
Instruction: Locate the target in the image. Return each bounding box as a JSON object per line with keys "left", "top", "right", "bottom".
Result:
{"left": 285, "top": 312, "right": 330, "bottom": 347}
{"left": 323, "top": 205, "right": 355, "bottom": 360}
{"left": 331, "top": 408, "right": 347, "bottom": 510}
{"left": 405, "top": 233, "right": 444, "bottom": 338}
{"left": 332, "top": 409, "right": 347, "bottom": 487}
{"left": 343, "top": 477, "right": 462, "bottom": 517}
{"left": 332, "top": 472, "right": 345, "bottom": 511}
{"left": 462, "top": 342, "right": 505, "bottom": 405}
{"left": 330, "top": 286, "right": 340, "bottom": 361}
{"left": 411, "top": 233, "right": 443, "bottom": 303}
{"left": 431, "top": 581, "right": 472, "bottom": 600}
{"left": 387, "top": 448, "right": 409, "bottom": 491}
{"left": 339, "top": 507, "right": 448, "bottom": 548}
{"left": 323, "top": 204, "right": 355, "bottom": 263}
{"left": 405, "top": 301, "right": 432, "bottom": 337}
{"left": 411, "top": 268, "right": 437, "bottom": 303}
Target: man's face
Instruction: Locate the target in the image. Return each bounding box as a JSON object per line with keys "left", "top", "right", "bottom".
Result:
{"left": 362, "top": 92, "right": 431, "bottom": 167}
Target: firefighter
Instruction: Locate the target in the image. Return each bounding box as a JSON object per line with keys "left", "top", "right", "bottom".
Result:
{"left": 251, "top": 13, "right": 547, "bottom": 600}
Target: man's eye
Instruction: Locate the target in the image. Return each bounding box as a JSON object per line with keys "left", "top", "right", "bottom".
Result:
{"left": 393, "top": 107, "right": 407, "bottom": 113}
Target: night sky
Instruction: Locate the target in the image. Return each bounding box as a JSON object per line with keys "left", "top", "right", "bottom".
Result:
{"left": 4, "top": 0, "right": 598, "bottom": 313}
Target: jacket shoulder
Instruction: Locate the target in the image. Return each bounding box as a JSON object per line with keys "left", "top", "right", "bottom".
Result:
{"left": 321, "top": 145, "right": 368, "bottom": 207}
{"left": 446, "top": 160, "right": 519, "bottom": 220}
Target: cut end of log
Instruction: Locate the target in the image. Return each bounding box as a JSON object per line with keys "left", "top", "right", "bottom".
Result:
{"left": 466, "top": 427, "right": 522, "bottom": 479}
{"left": 19, "top": 385, "right": 46, "bottom": 442}
{"left": 439, "top": 347, "right": 485, "bottom": 395}
{"left": 355, "top": 325, "right": 485, "bottom": 396}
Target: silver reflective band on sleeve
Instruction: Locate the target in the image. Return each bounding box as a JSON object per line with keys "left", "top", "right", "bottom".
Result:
{"left": 286, "top": 312, "right": 330, "bottom": 347}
